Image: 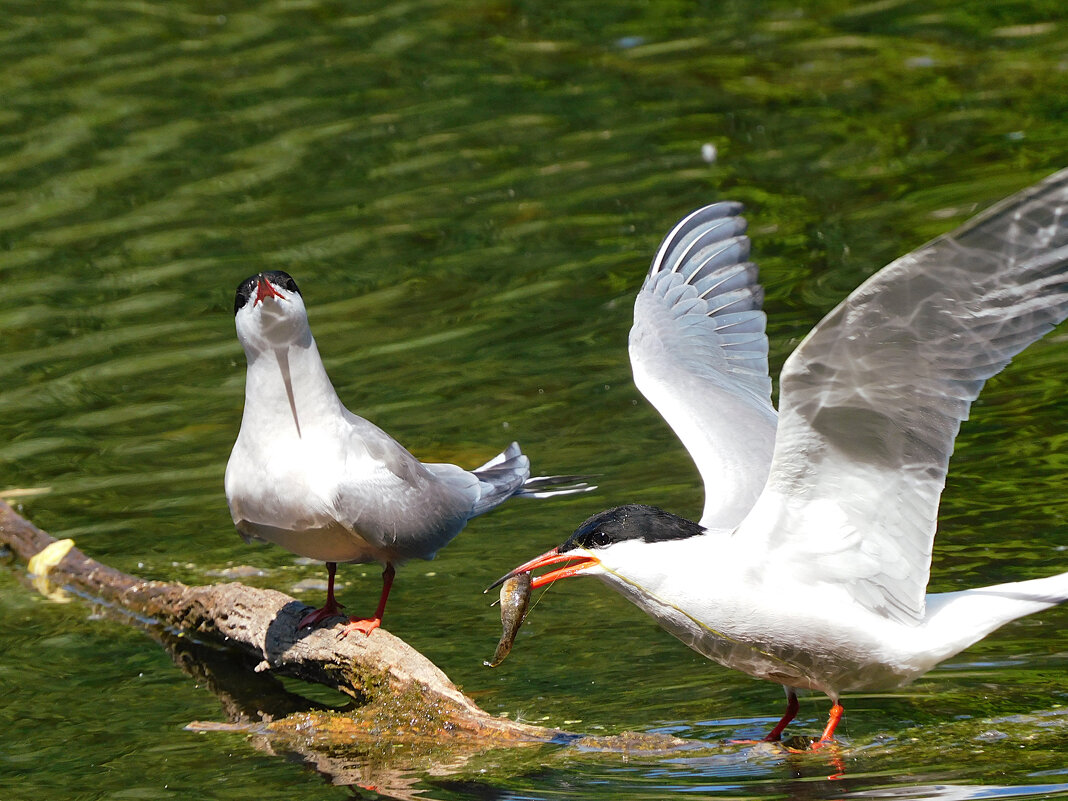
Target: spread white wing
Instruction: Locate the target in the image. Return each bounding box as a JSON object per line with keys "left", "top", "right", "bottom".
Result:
{"left": 629, "top": 202, "right": 778, "bottom": 529}
{"left": 738, "top": 168, "right": 1068, "bottom": 623}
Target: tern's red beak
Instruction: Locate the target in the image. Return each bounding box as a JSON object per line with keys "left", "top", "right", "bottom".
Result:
{"left": 486, "top": 546, "right": 599, "bottom": 592}
{"left": 255, "top": 276, "right": 285, "bottom": 305}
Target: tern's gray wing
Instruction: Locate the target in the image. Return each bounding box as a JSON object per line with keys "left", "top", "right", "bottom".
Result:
{"left": 629, "top": 202, "right": 777, "bottom": 529}
{"left": 741, "top": 168, "right": 1068, "bottom": 623}
{"left": 331, "top": 413, "right": 480, "bottom": 558}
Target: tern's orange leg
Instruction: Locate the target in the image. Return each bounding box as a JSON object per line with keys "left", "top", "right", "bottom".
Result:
{"left": 763, "top": 691, "right": 800, "bottom": 742}
{"left": 298, "top": 561, "right": 345, "bottom": 628}
{"left": 728, "top": 690, "right": 800, "bottom": 745}
{"left": 339, "top": 563, "right": 395, "bottom": 638}
{"left": 810, "top": 703, "right": 844, "bottom": 750}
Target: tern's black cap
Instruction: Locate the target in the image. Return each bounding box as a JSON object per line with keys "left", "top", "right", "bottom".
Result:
{"left": 561, "top": 504, "right": 704, "bottom": 552}
{"left": 234, "top": 271, "right": 302, "bottom": 315}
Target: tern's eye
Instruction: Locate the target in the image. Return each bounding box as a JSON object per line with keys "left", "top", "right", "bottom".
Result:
{"left": 283, "top": 276, "right": 299, "bottom": 293}
{"left": 590, "top": 529, "right": 611, "bottom": 548}
{"left": 234, "top": 278, "right": 256, "bottom": 316}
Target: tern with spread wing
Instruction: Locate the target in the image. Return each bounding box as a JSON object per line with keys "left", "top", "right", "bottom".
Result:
{"left": 494, "top": 170, "right": 1068, "bottom": 745}
{"left": 225, "top": 271, "right": 590, "bottom": 637}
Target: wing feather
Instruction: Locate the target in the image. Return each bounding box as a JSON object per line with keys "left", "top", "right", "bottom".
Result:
{"left": 739, "top": 168, "right": 1068, "bottom": 623}
{"left": 630, "top": 202, "right": 777, "bottom": 529}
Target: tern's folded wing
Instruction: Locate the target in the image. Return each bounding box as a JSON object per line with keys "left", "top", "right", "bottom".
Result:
{"left": 329, "top": 414, "right": 479, "bottom": 553}
{"left": 630, "top": 202, "right": 778, "bottom": 530}
{"left": 741, "top": 168, "right": 1068, "bottom": 623}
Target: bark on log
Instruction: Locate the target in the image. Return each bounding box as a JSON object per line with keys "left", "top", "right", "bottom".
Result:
{"left": 0, "top": 499, "right": 555, "bottom": 739}
{"left": 0, "top": 499, "right": 688, "bottom": 770}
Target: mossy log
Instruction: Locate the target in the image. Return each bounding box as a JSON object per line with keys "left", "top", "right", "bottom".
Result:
{"left": 0, "top": 499, "right": 688, "bottom": 765}
{"left": 0, "top": 499, "right": 558, "bottom": 740}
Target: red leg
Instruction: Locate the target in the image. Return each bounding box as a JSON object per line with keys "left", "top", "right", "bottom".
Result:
{"left": 339, "top": 563, "right": 395, "bottom": 637}
{"left": 810, "top": 703, "right": 844, "bottom": 750}
{"left": 298, "top": 562, "right": 345, "bottom": 628}
{"left": 762, "top": 690, "right": 799, "bottom": 742}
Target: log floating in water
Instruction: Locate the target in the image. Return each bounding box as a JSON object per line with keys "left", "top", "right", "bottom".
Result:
{"left": 0, "top": 499, "right": 688, "bottom": 758}
{"left": 0, "top": 499, "right": 555, "bottom": 741}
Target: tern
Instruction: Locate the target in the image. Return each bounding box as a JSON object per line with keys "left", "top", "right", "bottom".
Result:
{"left": 493, "top": 169, "right": 1068, "bottom": 746}
{"left": 225, "top": 271, "right": 590, "bottom": 637}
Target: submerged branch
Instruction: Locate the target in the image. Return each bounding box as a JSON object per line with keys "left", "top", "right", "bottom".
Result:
{"left": 0, "top": 499, "right": 688, "bottom": 768}
{"left": 0, "top": 499, "right": 556, "bottom": 739}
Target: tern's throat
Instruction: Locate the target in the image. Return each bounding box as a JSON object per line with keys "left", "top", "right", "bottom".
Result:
{"left": 242, "top": 337, "right": 342, "bottom": 438}
{"left": 274, "top": 348, "right": 302, "bottom": 437}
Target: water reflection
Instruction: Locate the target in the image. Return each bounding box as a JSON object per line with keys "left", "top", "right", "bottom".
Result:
{"left": 849, "top": 783, "right": 1068, "bottom": 800}
{"left": 3, "top": 0, "right": 1068, "bottom": 797}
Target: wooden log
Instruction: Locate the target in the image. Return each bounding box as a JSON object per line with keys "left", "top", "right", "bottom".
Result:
{"left": 0, "top": 498, "right": 553, "bottom": 742}
{"left": 0, "top": 499, "right": 689, "bottom": 762}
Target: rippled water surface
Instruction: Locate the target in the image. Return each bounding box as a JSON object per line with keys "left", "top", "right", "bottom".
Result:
{"left": 2, "top": 1, "right": 1068, "bottom": 799}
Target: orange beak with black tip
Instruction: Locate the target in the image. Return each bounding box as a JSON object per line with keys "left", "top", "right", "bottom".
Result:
{"left": 486, "top": 546, "right": 600, "bottom": 592}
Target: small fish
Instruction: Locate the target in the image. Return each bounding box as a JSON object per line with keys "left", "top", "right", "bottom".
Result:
{"left": 484, "top": 571, "right": 532, "bottom": 667}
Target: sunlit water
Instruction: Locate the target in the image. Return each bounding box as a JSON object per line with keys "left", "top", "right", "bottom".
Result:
{"left": 2, "top": 1, "right": 1068, "bottom": 799}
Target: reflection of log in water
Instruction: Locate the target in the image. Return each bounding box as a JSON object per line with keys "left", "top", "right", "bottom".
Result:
{"left": 0, "top": 500, "right": 689, "bottom": 792}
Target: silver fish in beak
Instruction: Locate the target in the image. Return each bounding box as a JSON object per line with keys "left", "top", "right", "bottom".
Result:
{"left": 484, "top": 571, "right": 532, "bottom": 667}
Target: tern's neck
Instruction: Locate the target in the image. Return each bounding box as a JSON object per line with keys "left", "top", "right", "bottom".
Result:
{"left": 241, "top": 334, "right": 343, "bottom": 437}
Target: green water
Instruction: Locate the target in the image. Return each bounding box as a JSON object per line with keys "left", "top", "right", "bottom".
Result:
{"left": 2, "top": 0, "right": 1068, "bottom": 798}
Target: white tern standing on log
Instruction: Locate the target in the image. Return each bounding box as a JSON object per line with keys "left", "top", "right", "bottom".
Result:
{"left": 493, "top": 169, "right": 1068, "bottom": 746}
{"left": 226, "top": 271, "right": 591, "bottom": 637}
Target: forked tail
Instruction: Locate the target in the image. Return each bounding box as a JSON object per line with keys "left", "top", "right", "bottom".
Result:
{"left": 920, "top": 570, "right": 1068, "bottom": 669}
{"left": 471, "top": 442, "right": 594, "bottom": 517}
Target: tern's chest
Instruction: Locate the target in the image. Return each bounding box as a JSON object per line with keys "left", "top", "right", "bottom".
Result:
{"left": 225, "top": 424, "right": 376, "bottom": 513}
{"left": 234, "top": 425, "right": 343, "bottom": 475}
